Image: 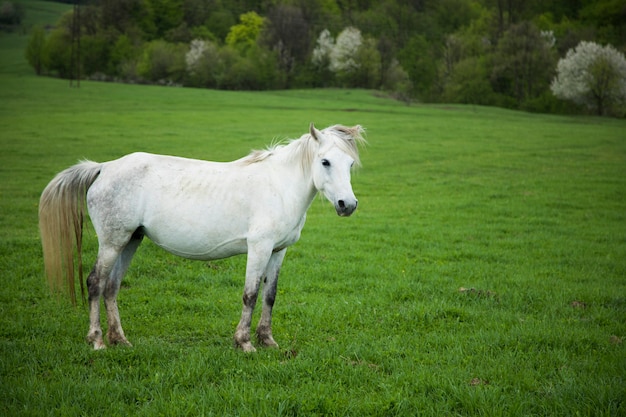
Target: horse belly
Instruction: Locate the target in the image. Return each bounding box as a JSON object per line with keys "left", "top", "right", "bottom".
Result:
{"left": 143, "top": 223, "right": 249, "bottom": 261}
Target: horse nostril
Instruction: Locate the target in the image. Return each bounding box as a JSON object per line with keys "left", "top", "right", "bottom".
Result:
{"left": 338, "top": 200, "right": 346, "bottom": 209}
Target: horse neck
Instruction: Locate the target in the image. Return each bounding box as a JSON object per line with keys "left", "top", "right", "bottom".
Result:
{"left": 273, "top": 143, "right": 318, "bottom": 210}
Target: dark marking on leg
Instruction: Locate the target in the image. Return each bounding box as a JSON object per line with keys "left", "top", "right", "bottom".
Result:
{"left": 265, "top": 276, "right": 278, "bottom": 307}
{"left": 87, "top": 269, "right": 100, "bottom": 300}
{"left": 242, "top": 291, "right": 258, "bottom": 309}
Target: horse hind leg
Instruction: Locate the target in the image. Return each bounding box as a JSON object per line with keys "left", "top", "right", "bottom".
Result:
{"left": 86, "top": 232, "right": 142, "bottom": 349}
{"left": 104, "top": 232, "right": 143, "bottom": 346}
{"left": 86, "top": 246, "right": 120, "bottom": 350}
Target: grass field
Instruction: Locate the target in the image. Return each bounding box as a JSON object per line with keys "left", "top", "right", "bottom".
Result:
{"left": 1, "top": 3, "right": 626, "bottom": 416}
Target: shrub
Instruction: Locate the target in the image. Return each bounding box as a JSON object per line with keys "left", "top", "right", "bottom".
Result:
{"left": 220, "top": 45, "right": 282, "bottom": 90}
{"left": 382, "top": 59, "right": 413, "bottom": 103}
{"left": 81, "top": 34, "right": 111, "bottom": 77}
{"left": 185, "top": 38, "right": 220, "bottom": 88}
{"left": 43, "top": 27, "right": 72, "bottom": 78}
{"left": 443, "top": 57, "right": 496, "bottom": 105}
{"left": 137, "top": 40, "right": 186, "bottom": 83}
{"left": 109, "top": 34, "right": 137, "bottom": 78}
{"left": 351, "top": 37, "right": 381, "bottom": 89}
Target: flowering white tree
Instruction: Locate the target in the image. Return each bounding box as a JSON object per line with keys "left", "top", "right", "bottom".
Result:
{"left": 312, "top": 27, "right": 363, "bottom": 74}
{"left": 329, "top": 27, "right": 362, "bottom": 73}
{"left": 551, "top": 41, "right": 626, "bottom": 116}
{"left": 312, "top": 26, "right": 393, "bottom": 90}
{"left": 186, "top": 39, "right": 208, "bottom": 75}
{"left": 312, "top": 29, "right": 334, "bottom": 67}
{"left": 185, "top": 39, "right": 220, "bottom": 87}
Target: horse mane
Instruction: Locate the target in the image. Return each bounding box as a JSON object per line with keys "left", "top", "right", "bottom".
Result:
{"left": 238, "top": 125, "right": 366, "bottom": 169}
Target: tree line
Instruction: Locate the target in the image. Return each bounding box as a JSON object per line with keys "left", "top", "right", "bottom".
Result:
{"left": 20, "top": 0, "right": 626, "bottom": 116}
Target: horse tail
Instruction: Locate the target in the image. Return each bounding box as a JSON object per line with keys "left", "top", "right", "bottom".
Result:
{"left": 39, "top": 161, "right": 102, "bottom": 305}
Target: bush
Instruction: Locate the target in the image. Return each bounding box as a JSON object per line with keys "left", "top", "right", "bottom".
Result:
{"left": 398, "top": 35, "right": 438, "bottom": 101}
{"left": 137, "top": 40, "right": 186, "bottom": 83}
{"left": 220, "top": 45, "right": 282, "bottom": 90}
{"left": 520, "top": 90, "right": 583, "bottom": 114}
{"left": 184, "top": 39, "right": 283, "bottom": 90}
{"left": 443, "top": 57, "right": 496, "bottom": 105}
{"left": 382, "top": 59, "right": 413, "bottom": 103}
{"left": 109, "top": 34, "right": 137, "bottom": 78}
{"left": 352, "top": 37, "right": 381, "bottom": 89}
{"left": 81, "top": 34, "right": 111, "bottom": 77}
{"left": 185, "top": 39, "right": 220, "bottom": 88}
{"left": 43, "top": 27, "right": 72, "bottom": 78}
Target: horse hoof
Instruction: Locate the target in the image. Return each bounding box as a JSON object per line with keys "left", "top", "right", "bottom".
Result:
{"left": 109, "top": 337, "right": 132, "bottom": 347}
{"left": 93, "top": 341, "right": 106, "bottom": 350}
{"left": 259, "top": 337, "right": 279, "bottom": 349}
{"left": 239, "top": 342, "right": 257, "bottom": 353}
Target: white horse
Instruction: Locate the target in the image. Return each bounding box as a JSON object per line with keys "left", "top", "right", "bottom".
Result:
{"left": 39, "top": 124, "right": 365, "bottom": 352}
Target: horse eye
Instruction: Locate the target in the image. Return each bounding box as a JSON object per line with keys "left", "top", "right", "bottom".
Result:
{"left": 321, "top": 159, "right": 330, "bottom": 167}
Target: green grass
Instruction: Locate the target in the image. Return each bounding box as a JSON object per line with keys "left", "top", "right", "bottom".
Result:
{"left": 1, "top": 3, "right": 626, "bottom": 416}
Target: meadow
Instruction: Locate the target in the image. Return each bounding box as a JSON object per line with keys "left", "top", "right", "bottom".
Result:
{"left": 1, "top": 3, "right": 626, "bottom": 416}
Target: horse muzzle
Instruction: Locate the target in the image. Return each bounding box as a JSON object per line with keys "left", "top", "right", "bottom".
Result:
{"left": 335, "top": 198, "right": 358, "bottom": 217}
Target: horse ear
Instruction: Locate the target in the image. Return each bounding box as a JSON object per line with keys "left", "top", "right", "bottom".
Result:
{"left": 309, "top": 123, "right": 323, "bottom": 142}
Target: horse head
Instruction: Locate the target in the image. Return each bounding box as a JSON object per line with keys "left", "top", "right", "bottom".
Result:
{"left": 309, "top": 123, "right": 364, "bottom": 217}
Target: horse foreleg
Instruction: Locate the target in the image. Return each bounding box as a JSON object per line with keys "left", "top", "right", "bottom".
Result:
{"left": 234, "top": 284, "right": 260, "bottom": 353}
{"left": 234, "top": 244, "right": 273, "bottom": 352}
{"left": 256, "top": 249, "right": 286, "bottom": 349}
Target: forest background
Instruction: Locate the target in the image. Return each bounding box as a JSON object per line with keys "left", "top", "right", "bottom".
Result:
{"left": 5, "top": 0, "right": 626, "bottom": 114}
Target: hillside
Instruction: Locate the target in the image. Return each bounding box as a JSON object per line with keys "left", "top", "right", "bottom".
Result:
{"left": 6, "top": 0, "right": 626, "bottom": 115}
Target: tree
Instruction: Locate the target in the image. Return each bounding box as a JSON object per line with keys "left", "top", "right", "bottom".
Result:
{"left": 312, "top": 26, "right": 387, "bottom": 89}
{"left": 551, "top": 41, "right": 626, "bottom": 116}
{"left": 225, "top": 11, "right": 265, "bottom": 52}
{"left": 137, "top": 40, "right": 186, "bottom": 83}
{"left": 382, "top": 58, "right": 413, "bottom": 103}
{"left": 398, "top": 34, "right": 438, "bottom": 101}
{"left": 311, "top": 29, "right": 335, "bottom": 86}
{"left": 491, "top": 21, "right": 556, "bottom": 105}
{"left": 312, "top": 29, "right": 334, "bottom": 68}
{"left": 100, "top": 0, "right": 151, "bottom": 37}
{"left": 443, "top": 56, "right": 495, "bottom": 105}
{"left": 262, "top": 4, "right": 310, "bottom": 81}
{"left": 353, "top": 37, "right": 381, "bottom": 89}
{"left": 206, "top": 9, "right": 235, "bottom": 41}
{"left": 26, "top": 25, "right": 46, "bottom": 75}
{"left": 185, "top": 38, "right": 220, "bottom": 88}
{"left": 146, "top": 0, "right": 184, "bottom": 38}
{"left": 329, "top": 27, "right": 362, "bottom": 75}
{"left": 43, "top": 25, "right": 72, "bottom": 78}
